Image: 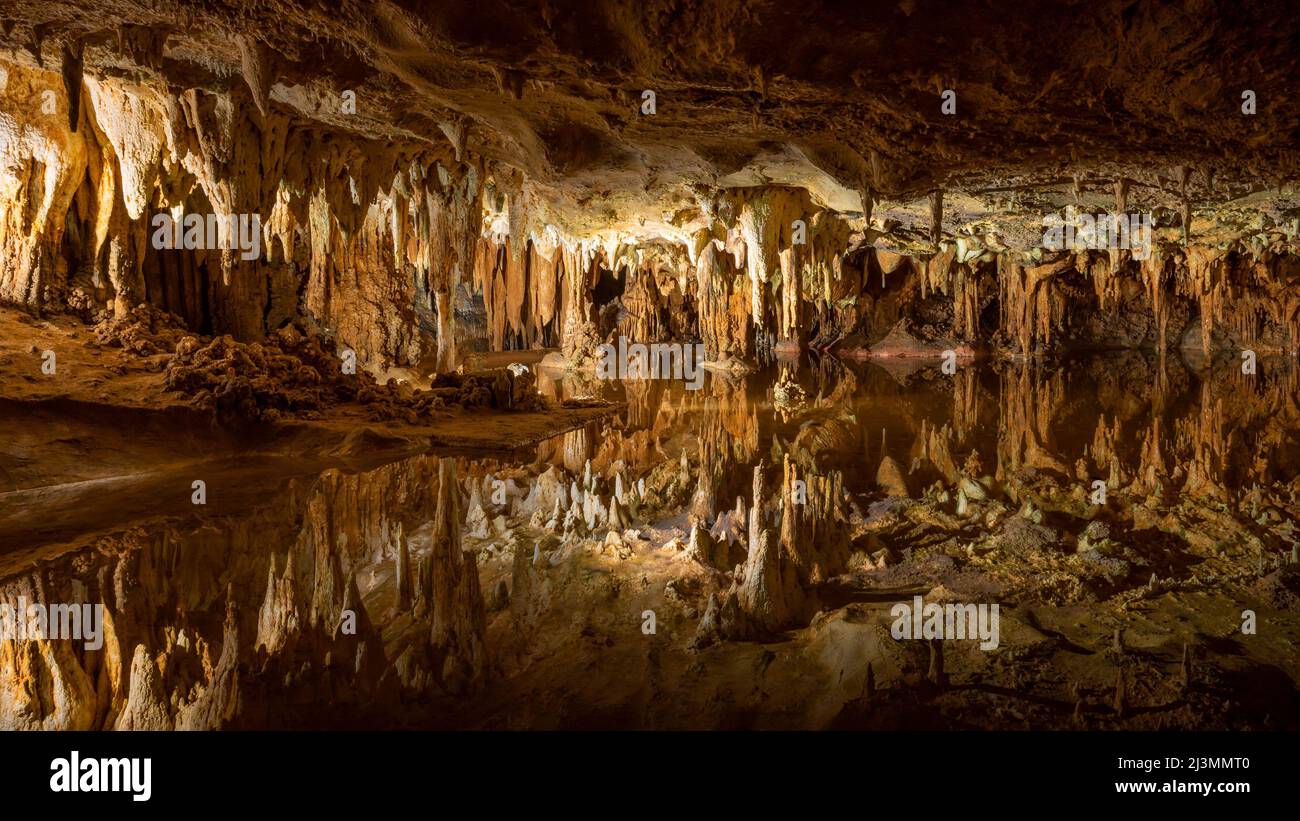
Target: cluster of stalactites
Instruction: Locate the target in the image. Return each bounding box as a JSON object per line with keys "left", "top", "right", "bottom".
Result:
{"left": 728, "top": 187, "right": 812, "bottom": 326}
{"left": 0, "top": 55, "right": 488, "bottom": 369}
{"left": 993, "top": 242, "right": 1300, "bottom": 356}
{"left": 474, "top": 232, "right": 604, "bottom": 352}
{"left": 681, "top": 187, "right": 853, "bottom": 354}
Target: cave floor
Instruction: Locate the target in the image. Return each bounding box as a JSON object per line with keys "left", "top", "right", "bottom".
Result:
{"left": 0, "top": 306, "right": 618, "bottom": 489}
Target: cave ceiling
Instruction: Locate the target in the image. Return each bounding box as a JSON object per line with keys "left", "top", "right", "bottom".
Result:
{"left": 5, "top": 0, "right": 1298, "bottom": 250}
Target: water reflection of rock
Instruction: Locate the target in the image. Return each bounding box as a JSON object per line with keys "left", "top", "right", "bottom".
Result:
{"left": 4, "top": 354, "right": 1299, "bottom": 729}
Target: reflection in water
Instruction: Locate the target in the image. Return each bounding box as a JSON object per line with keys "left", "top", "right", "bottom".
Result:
{"left": 3, "top": 352, "right": 1299, "bottom": 729}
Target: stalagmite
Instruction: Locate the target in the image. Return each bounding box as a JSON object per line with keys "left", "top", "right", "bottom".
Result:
{"left": 544, "top": 497, "right": 564, "bottom": 530}
{"left": 686, "top": 522, "right": 737, "bottom": 571}
{"left": 735, "top": 528, "right": 796, "bottom": 634}
{"left": 624, "top": 479, "right": 641, "bottom": 519}
{"left": 607, "top": 494, "right": 631, "bottom": 531}
{"left": 876, "top": 455, "right": 910, "bottom": 497}
{"left": 563, "top": 496, "right": 584, "bottom": 538}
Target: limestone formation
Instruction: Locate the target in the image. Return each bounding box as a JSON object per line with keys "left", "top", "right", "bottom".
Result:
{"left": 1, "top": 1, "right": 1298, "bottom": 739}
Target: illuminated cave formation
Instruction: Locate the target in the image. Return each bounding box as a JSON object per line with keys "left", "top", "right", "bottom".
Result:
{"left": 1, "top": 2, "right": 1299, "bottom": 731}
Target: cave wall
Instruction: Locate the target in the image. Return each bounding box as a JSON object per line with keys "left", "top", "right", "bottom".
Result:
{"left": 3, "top": 48, "right": 1299, "bottom": 375}
{"left": 0, "top": 58, "right": 483, "bottom": 375}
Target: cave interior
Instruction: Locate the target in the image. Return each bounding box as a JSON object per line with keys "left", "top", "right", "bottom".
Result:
{"left": 0, "top": 1, "right": 1299, "bottom": 731}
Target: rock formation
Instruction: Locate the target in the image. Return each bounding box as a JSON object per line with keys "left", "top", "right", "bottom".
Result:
{"left": 2, "top": 1, "right": 1299, "bottom": 737}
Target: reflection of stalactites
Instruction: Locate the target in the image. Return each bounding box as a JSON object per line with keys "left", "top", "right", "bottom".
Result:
{"left": 778, "top": 455, "right": 850, "bottom": 585}
{"left": 114, "top": 644, "right": 173, "bottom": 730}
{"left": 690, "top": 426, "right": 721, "bottom": 523}
{"left": 996, "top": 364, "right": 1070, "bottom": 481}
{"left": 255, "top": 552, "right": 300, "bottom": 654}
{"left": 412, "top": 554, "right": 432, "bottom": 620}
{"left": 1136, "top": 414, "right": 1167, "bottom": 493}
{"left": 916, "top": 418, "right": 959, "bottom": 485}
{"left": 395, "top": 523, "right": 412, "bottom": 613}
{"left": 429, "top": 457, "right": 488, "bottom": 695}
{"left": 175, "top": 585, "right": 241, "bottom": 729}
{"left": 790, "top": 407, "right": 859, "bottom": 470}
{"left": 335, "top": 570, "right": 385, "bottom": 688}
{"left": 0, "top": 591, "right": 98, "bottom": 729}
{"left": 306, "top": 490, "right": 346, "bottom": 632}
{"left": 813, "top": 357, "right": 855, "bottom": 406}
{"left": 561, "top": 424, "right": 592, "bottom": 476}
{"left": 952, "top": 367, "right": 979, "bottom": 442}
{"left": 715, "top": 375, "right": 759, "bottom": 457}
{"left": 1179, "top": 376, "right": 1230, "bottom": 501}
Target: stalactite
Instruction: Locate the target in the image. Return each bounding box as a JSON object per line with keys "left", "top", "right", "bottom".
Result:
{"left": 4, "top": 52, "right": 1299, "bottom": 379}
{"left": 234, "top": 34, "right": 274, "bottom": 118}
{"left": 929, "top": 189, "right": 943, "bottom": 247}
{"left": 0, "top": 61, "right": 89, "bottom": 313}
{"left": 733, "top": 187, "right": 809, "bottom": 326}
